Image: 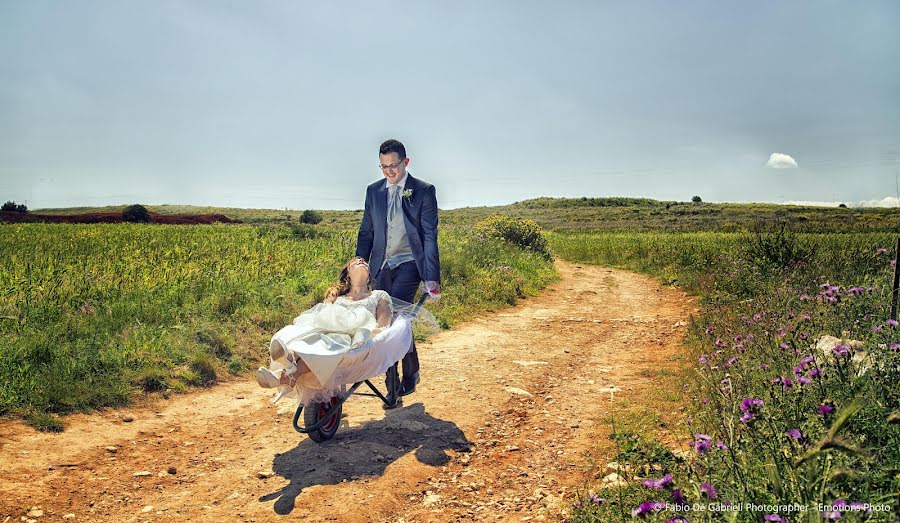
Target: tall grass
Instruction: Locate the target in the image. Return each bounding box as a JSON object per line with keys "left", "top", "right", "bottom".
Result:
{"left": 0, "top": 222, "right": 556, "bottom": 425}
{"left": 554, "top": 231, "right": 899, "bottom": 522}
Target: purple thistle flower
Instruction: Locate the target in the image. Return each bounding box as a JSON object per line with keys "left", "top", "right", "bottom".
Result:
{"left": 808, "top": 367, "right": 821, "bottom": 378}
{"left": 779, "top": 342, "right": 790, "bottom": 350}
{"left": 705, "top": 325, "right": 714, "bottom": 334}
{"left": 823, "top": 498, "right": 846, "bottom": 520}
{"left": 700, "top": 482, "right": 716, "bottom": 499}
{"left": 817, "top": 403, "right": 834, "bottom": 415}
{"left": 642, "top": 474, "right": 673, "bottom": 490}
{"left": 589, "top": 493, "right": 604, "bottom": 504}
{"left": 872, "top": 324, "right": 883, "bottom": 333}
{"left": 739, "top": 397, "right": 763, "bottom": 423}
{"left": 797, "top": 376, "right": 811, "bottom": 385}
{"left": 716, "top": 441, "right": 728, "bottom": 451}
{"left": 787, "top": 311, "right": 795, "bottom": 319}
{"left": 734, "top": 335, "right": 743, "bottom": 342}
{"left": 832, "top": 344, "right": 851, "bottom": 357}
{"left": 694, "top": 434, "right": 712, "bottom": 454}
{"left": 798, "top": 332, "right": 808, "bottom": 341}
{"left": 890, "top": 342, "right": 900, "bottom": 351}
{"left": 666, "top": 517, "right": 690, "bottom": 523}
{"left": 724, "top": 356, "right": 737, "bottom": 368}
{"left": 764, "top": 515, "right": 788, "bottom": 522}
{"left": 746, "top": 333, "right": 755, "bottom": 341}
{"left": 698, "top": 354, "right": 709, "bottom": 365}
{"left": 776, "top": 328, "right": 786, "bottom": 337}
{"left": 753, "top": 313, "right": 762, "bottom": 322}
{"left": 786, "top": 428, "right": 803, "bottom": 440}
{"left": 672, "top": 489, "right": 686, "bottom": 505}
{"left": 760, "top": 363, "right": 769, "bottom": 370}
{"left": 801, "top": 314, "right": 812, "bottom": 322}
{"left": 632, "top": 501, "right": 666, "bottom": 518}
{"left": 800, "top": 355, "right": 815, "bottom": 367}
{"left": 887, "top": 319, "right": 898, "bottom": 328}
{"left": 715, "top": 338, "right": 724, "bottom": 348}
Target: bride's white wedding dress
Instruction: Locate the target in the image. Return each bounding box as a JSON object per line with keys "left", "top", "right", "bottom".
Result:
{"left": 266, "top": 290, "right": 413, "bottom": 405}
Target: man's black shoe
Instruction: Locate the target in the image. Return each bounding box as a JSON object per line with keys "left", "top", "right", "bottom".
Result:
{"left": 382, "top": 393, "right": 402, "bottom": 409}
{"left": 399, "top": 372, "right": 420, "bottom": 396}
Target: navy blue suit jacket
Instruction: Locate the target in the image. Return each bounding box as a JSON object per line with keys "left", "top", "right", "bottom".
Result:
{"left": 356, "top": 174, "right": 440, "bottom": 283}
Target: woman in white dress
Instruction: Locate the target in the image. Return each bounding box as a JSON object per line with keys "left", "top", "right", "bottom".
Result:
{"left": 257, "top": 256, "right": 411, "bottom": 404}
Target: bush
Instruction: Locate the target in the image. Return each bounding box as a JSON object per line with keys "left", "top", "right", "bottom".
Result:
{"left": 300, "top": 209, "right": 323, "bottom": 224}
{"left": 474, "top": 214, "right": 550, "bottom": 258}
{"left": 746, "top": 220, "right": 815, "bottom": 270}
{"left": 2, "top": 201, "right": 27, "bottom": 213}
{"left": 122, "top": 204, "right": 151, "bottom": 223}
{"left": 188, "top": 354, "right": 217, "bottom": 387}
{"left": 691, "top": 195, "right": 702, "bottom": 203}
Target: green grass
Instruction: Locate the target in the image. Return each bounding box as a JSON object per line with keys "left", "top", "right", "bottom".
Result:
{"left": 0, "top": 221, "right": 556, "bottom": 427}
{"left": 556, "top": 229, "right": 900, "bottom": 521}
{"left": 27, "top": 197, "right": 900, "bottom": 233}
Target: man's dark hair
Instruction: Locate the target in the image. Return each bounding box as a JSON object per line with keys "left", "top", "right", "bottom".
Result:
{"left": 379, "top": 139, "right": 406, "bottom": 159}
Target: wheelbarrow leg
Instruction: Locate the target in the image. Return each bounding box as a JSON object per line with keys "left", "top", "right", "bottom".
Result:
{"left": 383, "top": 362, "right": 402, "bottom": 409}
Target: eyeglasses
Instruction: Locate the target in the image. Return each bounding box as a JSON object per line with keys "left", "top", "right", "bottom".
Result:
{"left": 379, "top": 159, "right": 405, "bottom": 171}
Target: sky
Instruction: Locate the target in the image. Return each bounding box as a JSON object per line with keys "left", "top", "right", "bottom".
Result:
{"left": 1, "top": 1, "right": 899, "bottom": 211}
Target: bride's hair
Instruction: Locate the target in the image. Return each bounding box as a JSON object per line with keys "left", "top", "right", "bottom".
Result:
{"left": 323, "top": 257, "right": 371, "bottom": 302}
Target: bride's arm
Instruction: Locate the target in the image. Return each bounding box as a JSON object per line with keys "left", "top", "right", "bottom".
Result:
{"left": 371, "top": 298, "right": 392, "bottom": 335}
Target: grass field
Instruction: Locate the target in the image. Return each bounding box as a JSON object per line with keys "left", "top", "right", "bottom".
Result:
{"left": 30, "top": 197, "right": 900, "bottom": 232}
{"left": 3, "top": 197, "right": 898, "bottom": 517}
{"left": 555, "top": 230, "right": 899, "bottom": 521}
{"left": 0, "top": 221, "right": 556, "bottom": 429}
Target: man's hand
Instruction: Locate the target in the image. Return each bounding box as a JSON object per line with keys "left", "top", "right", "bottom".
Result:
{"left": 424, "top": 281, "right": 441, "bottom": 301}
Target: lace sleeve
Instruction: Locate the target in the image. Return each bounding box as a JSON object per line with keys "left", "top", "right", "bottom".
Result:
{"left": 374, "top": 290, "right": 393, "bottom": 315}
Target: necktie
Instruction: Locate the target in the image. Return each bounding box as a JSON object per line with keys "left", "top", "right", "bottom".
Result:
{"left": 388, "top": 185, "right": 401, "bottom": 222}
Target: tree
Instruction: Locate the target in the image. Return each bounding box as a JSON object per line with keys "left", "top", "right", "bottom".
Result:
{"left": 122, "top": 204, "right": 151, "bottom": 223}
{"left": 838, "top": 203, "right": 847, "bottom": 208}
{"left": 2, "top": 201, "right": 27, "bottom": 213}
{"left": 300, "top": 210, "right": 323, "bottom": 225}
{"left": 691, "top": 196, "right": 702, "bottom": 203}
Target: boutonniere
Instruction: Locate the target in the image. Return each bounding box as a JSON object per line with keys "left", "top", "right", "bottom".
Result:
{"left": 401, "top": 188, "right": 413, "bottom": 201}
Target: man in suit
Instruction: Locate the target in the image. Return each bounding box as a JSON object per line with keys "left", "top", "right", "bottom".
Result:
{"left": 356, "top": 138, "right": 441, "bottom": 408}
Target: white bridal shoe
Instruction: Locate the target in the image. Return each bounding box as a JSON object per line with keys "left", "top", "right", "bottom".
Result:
{"left": 257, "top": 367, "right": 288, "bottom": 388}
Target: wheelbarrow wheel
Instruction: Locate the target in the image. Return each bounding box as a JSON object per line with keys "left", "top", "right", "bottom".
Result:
{"left": 304, "top": 397, "right": 342, "bottom": 442}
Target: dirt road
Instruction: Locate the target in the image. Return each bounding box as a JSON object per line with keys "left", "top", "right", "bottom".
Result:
{"left": 0, "top": 261, "right": 696, "bottom": 522}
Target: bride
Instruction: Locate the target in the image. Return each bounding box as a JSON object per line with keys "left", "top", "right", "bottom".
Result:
{"left": 256, "top": 256, "right": 412, "bottom": 404}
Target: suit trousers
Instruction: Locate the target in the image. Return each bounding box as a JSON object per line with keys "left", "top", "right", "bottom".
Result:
{"left": 374, "top": 261, "right": 421, "bottom": 384}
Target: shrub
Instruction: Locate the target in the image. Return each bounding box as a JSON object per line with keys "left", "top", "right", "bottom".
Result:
{"left": 2, "top": 201, "right": 27, "bottom": 213}
{"left": 300, "top": 209, "right": 323, "bottom": 224}
{"left": 188, "top": 354, "right": 217, "bottom": 387}
{"left": 122, "top": 204, "right": 151, "bottom": 223}
{"left": 25, "top": 411, "right": 64, "bottom": 432}
{"left": 691, "top": 195, "right": 702, "bottom": 203}
{"left": 288, "top": 223, "right": 322, "bottom": 240}
{"left": 746, "top": 220, "right": 815, "bottom": 270}
{"left": 474, "top": 214, "right": 550, "bottom": 258}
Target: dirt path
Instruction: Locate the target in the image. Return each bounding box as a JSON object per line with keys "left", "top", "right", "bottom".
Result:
{"left": 0, "top": 261, "right": 697, "bottom": 523}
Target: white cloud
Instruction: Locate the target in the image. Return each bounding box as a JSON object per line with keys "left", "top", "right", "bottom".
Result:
{"left": 857, "top": 196, "right": 900, "bottom": 208}
{"left": 766, "top": 152, "right": 799, "bottom": 169}
{"left": 782, "top": 196, "right": 899, "bottom": 208}
{"left": 782, "top": 200, "right": 843, "bottom": 207}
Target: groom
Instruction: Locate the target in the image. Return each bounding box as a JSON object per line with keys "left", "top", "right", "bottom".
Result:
{"left": 356, "top": 138, "right": 441, "bottom": 408}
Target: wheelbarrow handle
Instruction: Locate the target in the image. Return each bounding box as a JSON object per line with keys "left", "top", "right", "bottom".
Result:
{"left": 411, "top": 291, "right": 429, "bottom": 315}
